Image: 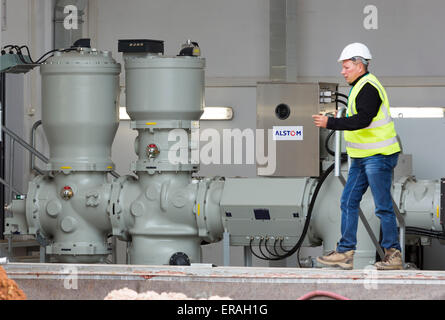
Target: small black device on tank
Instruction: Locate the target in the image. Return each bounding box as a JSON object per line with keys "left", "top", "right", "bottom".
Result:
{"left": 118, "top": 39, "right": 164, "bottom": 54}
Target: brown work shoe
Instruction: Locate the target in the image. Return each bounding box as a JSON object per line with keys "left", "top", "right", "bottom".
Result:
{"left": 374, "top": 248, "right": 404, "bottom": 270}
{"left": 316, "top": 250, "right": 354, "bottom": 270}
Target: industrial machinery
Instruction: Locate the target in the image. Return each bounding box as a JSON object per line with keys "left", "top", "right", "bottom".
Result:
{"left": 3, "top": 39, "right": 444, "bottom": 269}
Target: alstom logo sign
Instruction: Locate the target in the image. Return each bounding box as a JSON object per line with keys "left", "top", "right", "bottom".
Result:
{"left": 273, "top": 126, "right": 303, "bottom": 141}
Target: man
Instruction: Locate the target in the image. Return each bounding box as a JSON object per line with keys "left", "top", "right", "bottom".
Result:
{"left": 312, "top": 42, "right": 403, "bottom": 270}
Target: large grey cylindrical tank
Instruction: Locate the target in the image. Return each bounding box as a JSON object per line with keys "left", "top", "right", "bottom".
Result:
{"left": 112, "top": 41, "right": 213, "bottom": 265}
{"left": 124, "top": 55, "right": 205, "bottom": 121}
{"left": 40, "top": 48, "right": 121, "bottom": 172}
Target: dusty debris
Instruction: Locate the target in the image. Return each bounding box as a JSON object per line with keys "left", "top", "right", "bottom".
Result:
{"left": 0, "top": 266, "right": 27, "bottom": 300}
{"left": 104, "top": 287, "right": 231, "bottom": 300}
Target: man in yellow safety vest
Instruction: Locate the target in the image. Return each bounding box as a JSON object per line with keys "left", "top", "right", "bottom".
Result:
{"left": 312, "top": 42, "right": 403, "bottom": 270}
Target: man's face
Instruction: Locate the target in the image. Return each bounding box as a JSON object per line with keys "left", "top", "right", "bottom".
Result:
{"left": 341, "top": 60, "right": 365, "bottom": 84}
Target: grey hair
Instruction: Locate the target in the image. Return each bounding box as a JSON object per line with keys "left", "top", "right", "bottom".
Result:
{"left": 350, "top": 56, "right": 369, "bottom": 71}
{"left": 351, "top": 56, "right": 369, "bottom": 67}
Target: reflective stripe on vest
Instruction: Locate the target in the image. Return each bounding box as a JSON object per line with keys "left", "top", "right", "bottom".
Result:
{"left": 346, "top": 136, "right": 398, "bottom": 150}
{"left": 344, "top": 73, "right": 401, "bottom": 157}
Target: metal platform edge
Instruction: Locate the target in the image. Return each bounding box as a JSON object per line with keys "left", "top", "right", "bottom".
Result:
{"left": 3, "top": 263, "right": 445, "bottom": 300}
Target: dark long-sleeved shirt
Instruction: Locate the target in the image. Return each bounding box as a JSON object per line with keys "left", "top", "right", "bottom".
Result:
{"left": 326, "top": 72, "right": 382, "bottom": 131}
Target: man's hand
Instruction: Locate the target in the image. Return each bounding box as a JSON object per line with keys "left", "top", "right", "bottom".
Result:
{"left": 312, "top": 114, "right": 328, "bottom": 128}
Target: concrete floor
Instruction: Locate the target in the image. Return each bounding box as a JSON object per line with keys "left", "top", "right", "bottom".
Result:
{"left": 3, "top": 262, "right": 445, "bottom": 300}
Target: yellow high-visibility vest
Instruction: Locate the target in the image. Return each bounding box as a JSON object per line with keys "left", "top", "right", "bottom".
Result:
{"left": 344, "top": 73, "right": 401, "bottom": 158}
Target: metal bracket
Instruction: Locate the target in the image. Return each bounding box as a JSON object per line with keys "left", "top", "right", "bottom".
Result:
{"left": 0, "top": 54, "right": 39, "bottom": 73}
{"left": 195, "top": 180, "right": 208, "bottom": 238}
{"left": 107, "top": 178, "right": 128, "bottom": 241}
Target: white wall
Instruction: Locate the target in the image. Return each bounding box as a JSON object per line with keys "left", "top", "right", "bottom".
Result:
{"left": 293, "top": 0, "right": 445, "bottom": 78}
{"left": 92, "top": 0, "right": 269, "bottom": 80}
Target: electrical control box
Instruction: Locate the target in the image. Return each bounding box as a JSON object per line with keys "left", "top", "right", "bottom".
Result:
{"left": 256, "top": 82, "right": 338, "bottom": 177}
{"left": 220, "top": 177, "right": 311, "bottom": 248}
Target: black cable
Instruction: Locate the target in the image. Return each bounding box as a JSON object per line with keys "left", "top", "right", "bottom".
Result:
{"left": 405, "top": 226, "right": 443, "bottom": 234}
{"left": 325, "top": 130, "right": 336, "bottom": 156}
{"left": 3, "top": 45, "right": 19, "bottom": 55}
{"left": 279, "top": 238, "right": 289, "bottom": 253}
{"left": 405, "top": 226, "right": 445, "bottom": 240}
{"left": 325, "top": 129, "right": 348, "bottom": 159}
{"left": 36, "top": 48, "right": 78, "bottom": 64}
{"left": 257, "top": 237, "right": 272, "bottom": 259}
{"left": 18, "top": 45, "right": 35, "bottom": 63}
{"left": 249, "top": 237, "right": 272, "bottom": 261}
{"left": 252, "top": 236, "right": 306, "bottom": 264}
{"left": 334, "top": 92, "right": 349, "bottom": 100}
{"left": 260, "top": 161, "right": 340, "bottom": 261}
{"left": 16, "top": 49, "right": 29, "bottom": 65}
{"left": 12, "top": 46, "right": 28, "bottom": 63}
{"left": 406, "top": 231, "right": 445, "bottom": 240}
{"left": 35, "top": 49, "right": 60, "bottom": 64}
{"left": 405, "top": 226, "right": 440, "bottom": 231}
{"left": 324, "top": 99, "right": 348, "bottom": 157}
{"left": 3, "top": 44, "right": 35, "bottom": 64}
{"left": 264, "top": 237, "right": 280, "bottom": 257}
{"left": 273, "top": 238, "right": 281, "bottom": 256}
{"left": 273, "top": 238, "right": 290, "bottom": 256}
{"left": 273, "top": 238, "right": 301, "bottom": 266}
{"left": 335, "top": 99, "right": 348, "bottom": 107}
{"left": 37, "top": 48, "right": 70, "bottom": 64}
{"left": 407, "top": 231, "right": 445, "bottom": 239}
{"left": 6, "top": 45, "right": 29, "bottom": 65}
{"left": 3, "top": 44, "right": 79, "bottom": 65}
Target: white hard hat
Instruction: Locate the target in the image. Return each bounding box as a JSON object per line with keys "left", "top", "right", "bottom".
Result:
{"left": 338, "top": 42, "right": 372, "bottom": 62}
